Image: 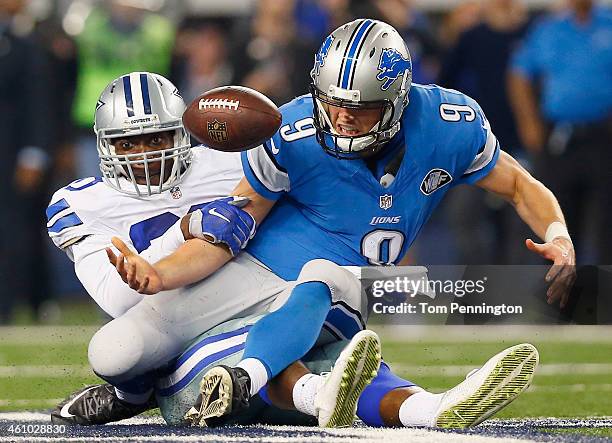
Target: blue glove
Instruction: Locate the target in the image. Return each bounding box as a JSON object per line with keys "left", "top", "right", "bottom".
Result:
{"left": 189, "top": 197, "right": 256, "bottom": 256}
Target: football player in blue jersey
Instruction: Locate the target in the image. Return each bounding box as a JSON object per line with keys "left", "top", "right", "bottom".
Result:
{"left": 109, "top": 19, "right": 573, "bottom": 428}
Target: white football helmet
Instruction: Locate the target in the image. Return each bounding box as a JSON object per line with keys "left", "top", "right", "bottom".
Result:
{"left": 310, "top": 19, "right": 412, "bottom": 159}
{"left": 94, "top": 72, "right": 192, "bottom": 196}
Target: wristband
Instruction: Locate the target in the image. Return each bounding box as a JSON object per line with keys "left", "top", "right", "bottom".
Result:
{"left": 188, "top": 210, "right": 204, "bottom": 239}
{"left": 545, "top": 222, "right": 571, "bottom": 243}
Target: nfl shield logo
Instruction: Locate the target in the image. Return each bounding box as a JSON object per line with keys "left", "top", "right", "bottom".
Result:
{"left": 207, "top": 120, "right": 228, "bottom": 143}
{"left": 379, "top": 194, "right": 393, "bottom": 210}
{"left": 170, "top": 186, "right": 182, "bottom": 199}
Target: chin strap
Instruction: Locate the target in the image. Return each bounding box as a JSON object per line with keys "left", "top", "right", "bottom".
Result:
{"left": 385, "top": 145, "right": 406, "bottom": 177}
{"left": 379, "top": 146, "right": 406, "bottom": 188}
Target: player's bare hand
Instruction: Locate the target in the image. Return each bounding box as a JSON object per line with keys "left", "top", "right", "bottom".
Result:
{"left": 526, "top": 238, "right": 576, "bottom": 308}
{"left": 106, "top": 237, "right": 163, "bottom": 294}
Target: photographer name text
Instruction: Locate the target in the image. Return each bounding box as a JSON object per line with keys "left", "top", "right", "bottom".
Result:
{"left": 372, "top": 302, "right": 523, "bottom": 316}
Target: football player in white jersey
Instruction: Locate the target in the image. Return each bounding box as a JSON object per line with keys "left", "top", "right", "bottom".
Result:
{"left": 46, "top": 72, "right": 260, "bottom": 424}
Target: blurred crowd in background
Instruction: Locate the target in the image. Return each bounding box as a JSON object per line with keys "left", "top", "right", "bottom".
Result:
{"left": 1, "top": 0, "right": 611, "bottom": 323}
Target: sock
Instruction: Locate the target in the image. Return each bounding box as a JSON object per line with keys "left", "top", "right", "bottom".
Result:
{"left": 236, "top": 358, "right": 269, "bottom": 396}
{"left": 114, "top": 387, "right": 153, "bottom": 405}
{"left": 398, "top": 390, "right": 443, "bottom": 427}
{"left": 241, "top": 281, "right": 332, "bottom": 378}
{"left": 292, "top": 373, "right": 322, "bottom": 416}
{"left": 357, "top": 361, "right": 418, "bottom": 427}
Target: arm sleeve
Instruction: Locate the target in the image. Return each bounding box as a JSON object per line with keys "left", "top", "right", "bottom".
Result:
{"left": 241, "top": 134, "right": 290, "bottom": 201}
{"left": 454, "top": 107, "right": 501, "bottom": 185}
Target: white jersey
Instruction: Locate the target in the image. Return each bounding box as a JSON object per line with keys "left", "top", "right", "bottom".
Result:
{"left": 46, "top": 147, "right": 243, "bottom": 317}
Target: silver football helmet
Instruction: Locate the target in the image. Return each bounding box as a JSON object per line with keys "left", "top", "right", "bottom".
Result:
{"left": 310, "top": 19, "right": 412, "bottom": 159}
{"left": 94, "top": 72, "right": 192, "bottom": 196}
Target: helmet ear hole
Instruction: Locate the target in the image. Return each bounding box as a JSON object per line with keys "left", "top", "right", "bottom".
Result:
{"left": 369, "top": 48, "right": 376, "bottom": 58}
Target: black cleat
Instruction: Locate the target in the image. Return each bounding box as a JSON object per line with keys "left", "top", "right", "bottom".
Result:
{"left": 50, "top": 384, "right": 156, "bottom": 425}
{"left": 184, "top": 365, "right": 251, "bottom": 427}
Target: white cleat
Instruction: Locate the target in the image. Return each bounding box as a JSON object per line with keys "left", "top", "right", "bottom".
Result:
{"left": 315, "top": 330, "right": 382, "bottom": 428}
{"left": 434, "top": 343, "right": 539, "bottom": 429}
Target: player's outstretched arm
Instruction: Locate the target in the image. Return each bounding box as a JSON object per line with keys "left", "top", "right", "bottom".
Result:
{"left": 476, "top": 150, "right": 576, "bottom": 307}
{"left": 106, "top": 236, "right": 235, "bottom": 294}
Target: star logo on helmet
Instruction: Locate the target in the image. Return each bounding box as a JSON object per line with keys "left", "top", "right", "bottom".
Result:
{"left": 171, "top": 87, "right": 182, "bottom": 99}
{"left": 95, "top": 100, "right": 105, "bottom": 111}
{"left": 376, "top": 48, "right": 412, "bottom": 91}
{"left": 313, "top": 34, "right": 334, "bottom": 76}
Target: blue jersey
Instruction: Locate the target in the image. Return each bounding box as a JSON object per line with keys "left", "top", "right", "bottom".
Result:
{"left": 242, "top": 84, "right": 500, "bottom": 280}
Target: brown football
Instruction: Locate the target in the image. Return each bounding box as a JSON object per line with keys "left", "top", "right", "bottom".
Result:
{"left": 183, "top": 86, "right": 282, "bottom": 152}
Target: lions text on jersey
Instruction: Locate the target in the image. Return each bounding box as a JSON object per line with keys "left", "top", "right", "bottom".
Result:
{"left": 242, "top": 84, "right": 500, "bottom": 280}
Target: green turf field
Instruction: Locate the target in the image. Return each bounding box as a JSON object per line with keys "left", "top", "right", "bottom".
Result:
{"left": 1, "top": 323, "right": 610, "bottom": 425}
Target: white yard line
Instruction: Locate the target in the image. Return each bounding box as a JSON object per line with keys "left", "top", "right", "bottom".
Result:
{"left": 373, "top": 325, "right": 612, "bottom": 343}
{"left": 1, "top": 362, "right": 611, "bottom": 379}
{"left": 527, "top": 383, "right": 612, "bottom": 393}
{"left": 0, "top": 365, "right": 94, "bottom": 378}
{"left": 0, "top": 399, "right": 61, "bottom": 407}
{"left": 391, "top": 362, "right": 612, "bottom": 377}
{"left": 2, "top": 325, "right": 612, "bottom": 345}
{"left": 0, "top": 327, "right": 99, "bottom": 345}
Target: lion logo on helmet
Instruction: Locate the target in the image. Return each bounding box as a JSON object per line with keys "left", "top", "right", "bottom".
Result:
{"left": 376, "top": 48, "right": 412, "bottom": 91}
{"left": 313, "top": 35, "right": 334, "bottom": 76}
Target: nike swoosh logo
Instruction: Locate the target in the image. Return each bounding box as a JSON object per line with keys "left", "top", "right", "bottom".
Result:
{"left": 60, "top": 386, "right": 99, "bottom": 418}
{"left": 270, "top": 139, "right": 279, "bottom": 155}
{"left": 209, "top": 208, "right": 230, "bottom": 223}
